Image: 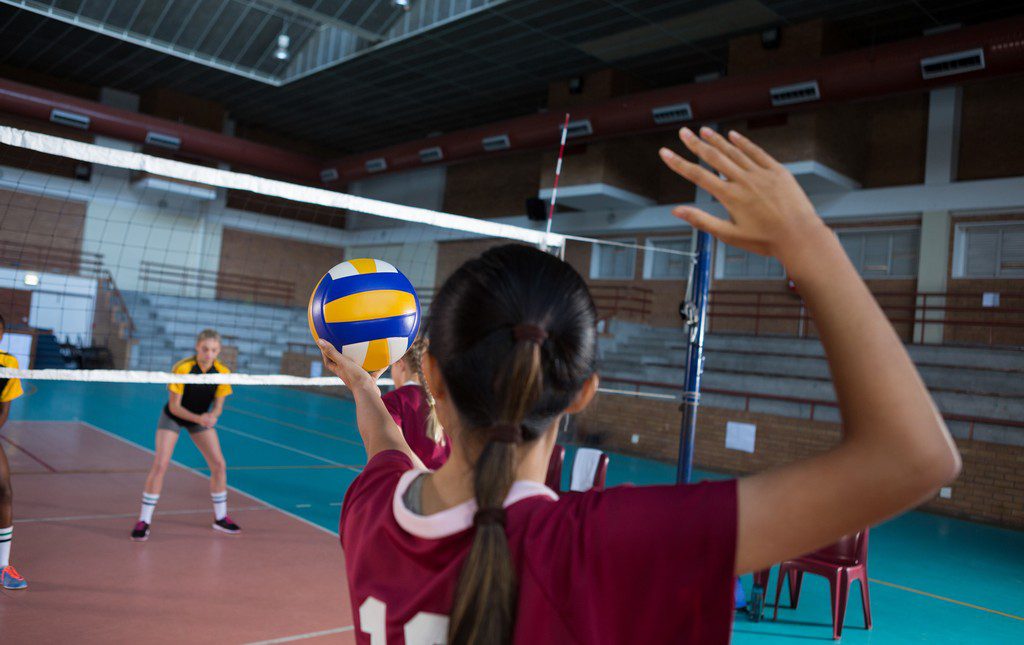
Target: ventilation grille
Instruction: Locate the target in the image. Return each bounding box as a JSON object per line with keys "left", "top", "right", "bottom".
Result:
{"left": 49, "top": 109, "right": 90, "bottom": 130}
{"left": 561, "top": 119, "right": 593, "bottom": 139}
{"left": 482, "top": 134, "right": 511, "bottom": 151}
{"left": 921, "top": 48, "right": 985, "bottom": 79}
{"left": 652, "top": 102, "right": 693, "bottom": 125}
{"left": 319, "top": 168, "right": 339, "bottom": 182}
{"left": 769, "top": 81, "right": 820, "bottom": 107}
{"left": 365, "top": 158, "right": 387, "bottom": 173}
{"left": 418, "top": 146, "right": 444, "bottom": 163}
{"left": 145, "top": 132, "right": 181, "bottom": 150}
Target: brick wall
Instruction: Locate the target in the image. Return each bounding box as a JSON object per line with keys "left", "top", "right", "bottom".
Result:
{"left": 575, "top": 394, "right": 1024, "bottom": 529}
{"left": 0, "top": 188, "right": 87, "bottom": 274}
{"left": 442, "top": 151, "right": 542, "bottom": 218}
{"left": 958, "top": 76, "right": 1024, "bottom": 181}
{"left": 217, "top": 227, "right": 343, "bottom": 306}
{"left": 862, "top": 93, "right": 928, "bottom": 188}
{"left": 0, "top": 289, "right": 31, "bottom": 328}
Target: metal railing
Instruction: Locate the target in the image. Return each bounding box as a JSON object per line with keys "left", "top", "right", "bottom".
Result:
{"left": 599, "top": 375, "right": 1024, "bottom": 441}
{"left": 707, "top": 289, "right": 1024, "bottom": 346}
{"left": 138, "top": 261, "right": 295, "bottom": 304}
{"left": 590, "top": 284, "right": 654, "bottom": 323}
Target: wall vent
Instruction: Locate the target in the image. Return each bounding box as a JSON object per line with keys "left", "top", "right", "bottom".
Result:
{"left": 364, "top": 158, "right": 387, "bottom": 173}
{"left": 921, "top": 48, "right": 985, "bottom": 79}
{"left": 561, "top": 119, "right": 594, "bottom": 139}
{"left": 482, "top": 134, "right": 511, "bottom": 151}
{"left": 652, "top": 102, "right": 693, "bottom": 125}
{"left": 770, "top": 81, "right": 821, "bottom": 107}
{"left": 145, "top": 132, "right": 181, "bottom": 150}
{"left": 49, "top": 109, "right": 90, "bottom": 130}
{"left": 418, "top": 146, "right": 444, "bottom": 163}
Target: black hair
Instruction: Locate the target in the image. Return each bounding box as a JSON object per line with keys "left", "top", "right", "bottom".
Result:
{"left": 428, "top": 244, "right": 597, "bottom": 645}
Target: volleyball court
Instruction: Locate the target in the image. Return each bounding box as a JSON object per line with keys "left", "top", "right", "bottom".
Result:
{"left": 0, "top": 125, "right": 694, "bottom": 641}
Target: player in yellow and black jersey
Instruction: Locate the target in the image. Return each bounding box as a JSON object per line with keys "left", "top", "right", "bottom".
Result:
{"left": 130, "top": 329, "right": 241, "bottom": 541}
{"left": 0, "top": 313, "right": 27, "bottom": 589}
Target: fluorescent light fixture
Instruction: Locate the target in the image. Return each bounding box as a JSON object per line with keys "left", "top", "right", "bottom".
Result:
{"left": 23, "top": 273, "right": 40, "bottom": 286}
{"left": 274, "top": 34, "right": 290, "bottom": 60}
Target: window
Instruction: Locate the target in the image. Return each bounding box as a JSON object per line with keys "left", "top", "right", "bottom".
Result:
{"left": 955, "top": 222, "right": 1024, "bottom": 278}
{"left": 717, "top": 243, "right": 784, "bottom": 279}
{"left": 643, "top": 236, "right": 692, "bottom": 280}
{"left": 837, "top": 228, "right": 920, "bottom": 278}
{"left": 590, "top": 238, "right": 636, "bottom": 280}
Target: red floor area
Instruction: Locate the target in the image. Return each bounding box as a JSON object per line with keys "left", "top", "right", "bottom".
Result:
{"left": 0, "top": 421, "right": 355, "bottom": 644}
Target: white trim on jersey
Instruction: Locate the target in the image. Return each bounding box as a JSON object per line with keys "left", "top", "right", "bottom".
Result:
{"left": 392, "top": 469, "right": 558, "bottom": 539}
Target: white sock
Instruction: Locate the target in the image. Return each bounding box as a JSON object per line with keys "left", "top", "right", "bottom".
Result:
{"left": 211, "top": 491, "right": 228, "bottom": 520}
{"left": 0, "top": 526, "right": 12, "bottom": 568}
{"left": 139, "top": 493, "right": 159, "bottom": 524}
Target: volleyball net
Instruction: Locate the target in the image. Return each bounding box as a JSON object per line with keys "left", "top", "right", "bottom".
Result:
{"left": 0, "top": 124, "right": 702, "bottom": 398}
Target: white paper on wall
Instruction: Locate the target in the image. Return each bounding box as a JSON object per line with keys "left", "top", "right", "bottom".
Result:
{"left": 725, "top": 421, "right": 756, "bottom": 453}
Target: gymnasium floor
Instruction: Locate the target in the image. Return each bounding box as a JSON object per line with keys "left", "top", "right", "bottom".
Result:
{"left": 2, "top": 381, "right": 1022, "bottom": 643}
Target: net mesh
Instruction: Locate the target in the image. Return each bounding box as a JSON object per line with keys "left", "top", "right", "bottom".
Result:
{"left": 0, "top": 124, "right": 695, "bottom": 397}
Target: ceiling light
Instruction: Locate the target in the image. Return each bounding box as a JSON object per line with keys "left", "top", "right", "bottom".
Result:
{"left": 274, "top": 34, "right": 290, "bottom": 60}
{"left": 23, "top": 273, "right": 39, "bottom": 286}
{"left": 392, "top": 0, "right": 411, "bottom": 9}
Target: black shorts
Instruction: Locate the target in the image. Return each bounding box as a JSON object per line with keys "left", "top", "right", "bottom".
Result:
{"left": 157, "top": 410, "right": 210, "bottom": 435}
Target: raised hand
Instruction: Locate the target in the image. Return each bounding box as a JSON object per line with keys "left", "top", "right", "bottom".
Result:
{"left": 659, "top": 127, "right": 827, "bottom": 265}
{"left": 317, "top": 339, "right": 384, "bottom": 393}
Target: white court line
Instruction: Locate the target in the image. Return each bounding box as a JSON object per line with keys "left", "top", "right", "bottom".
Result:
{"left": 217, "top": 423, "right": 362, "bottom": 471}
{"left": 17, "top": 505, "right": 270, "bottom": 524}
{"left": 76, "top": 420, "right": 338, "bottom": 536}
{"left": 245, "top": 625, "right": 355, "bottom": 644}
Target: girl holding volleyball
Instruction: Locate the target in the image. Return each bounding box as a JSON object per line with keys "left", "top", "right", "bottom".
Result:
{"left": 131, "top": 329, "right": 240, "bottom": 541}
{"left": 383, "top": 335, "right": 450, "bottom": 470}
{"left": 319, "top": 128, "right": 960, "bottom": 644}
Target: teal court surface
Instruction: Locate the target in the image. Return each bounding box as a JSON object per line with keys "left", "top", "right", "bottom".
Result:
{"left": 5, "top": 380, "right": 1024, "bottom": 643}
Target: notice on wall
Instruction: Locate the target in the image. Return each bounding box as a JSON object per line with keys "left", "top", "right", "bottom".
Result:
{"left": 725, "top": 421, "right": 756, "bottom": 453}
{"left": 309, "top": 359, "right": 323, "bottom": 378}
{"left": 982, "top": 292, "right": 1000, "bottom": 308}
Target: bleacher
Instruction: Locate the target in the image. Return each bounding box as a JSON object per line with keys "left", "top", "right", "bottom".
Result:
{"left": 123, "top": 291, "right": 310, "bottom": 374}
{"left": 598, "top": 320, "right": 1024, "bottom": 446}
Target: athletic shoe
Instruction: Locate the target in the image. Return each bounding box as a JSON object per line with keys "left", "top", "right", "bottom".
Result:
{"left": 212, "top": 515, "right": 241, "bottom": 534}
{"left": 1, "top": 565, "right": 27, "bottom": 590}
{"left": 131, "top": 521, "right": 150, "bottom": 541}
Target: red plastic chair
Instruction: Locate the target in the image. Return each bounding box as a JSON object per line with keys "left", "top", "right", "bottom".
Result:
{"left": 545, "top": 444, "right": 565, "bottom": 491}
{"left": 772, "top": 529, "right": 871, "bottom": 640}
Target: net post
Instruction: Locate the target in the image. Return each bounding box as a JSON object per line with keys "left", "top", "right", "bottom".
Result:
{"left": 676, "top": 231, "right": 712, "bottom": 485}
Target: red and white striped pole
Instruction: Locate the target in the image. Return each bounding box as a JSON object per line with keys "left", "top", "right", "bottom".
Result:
{"left": 544, "top": 113, "right": 570, "bottom": 252}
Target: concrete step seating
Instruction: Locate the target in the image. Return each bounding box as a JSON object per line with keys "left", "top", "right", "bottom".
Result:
{"left": 124, "top": 291, "right": 309, "bottom": 373}
{"left": 597, "top": 319, "right": 1024, "bottom": 445}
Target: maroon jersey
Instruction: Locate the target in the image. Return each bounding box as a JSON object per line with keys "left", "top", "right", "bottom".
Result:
{"left": 382, "top": 384, "right": 450, "bottom": 470}
{"left": 340, "top": 450, "right": 737, "bottom": 644}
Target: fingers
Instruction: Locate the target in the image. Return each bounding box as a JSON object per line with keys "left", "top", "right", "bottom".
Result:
{"left": 672, "top": 206, "right": 739, "bottom": 242}
{"left": 659, "top": 147, "right": 730, "bottom": 198}
{"left": 727, "top": 130, "right": 777, "bottom": 169}
{"left": 678, "top": 127, "right": 745, "bottom": 183}
{"left": 700, "top": 127, "right": 754, "bottom": 171}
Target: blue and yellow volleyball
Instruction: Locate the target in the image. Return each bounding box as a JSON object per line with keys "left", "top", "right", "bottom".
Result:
{"left": 308, "top": 258, "right": 420, "bottom": 372}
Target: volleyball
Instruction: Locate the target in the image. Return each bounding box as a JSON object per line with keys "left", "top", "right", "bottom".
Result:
{"left": 308, "top": 258, "right": 421, "bottom": 372}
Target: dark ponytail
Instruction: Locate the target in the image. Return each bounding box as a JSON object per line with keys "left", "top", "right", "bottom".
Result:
{"left": 429, "top": 244, "right": 596, "bottom": 645}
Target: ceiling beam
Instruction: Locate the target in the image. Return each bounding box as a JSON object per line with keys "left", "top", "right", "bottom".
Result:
{"left": 255, "top": 0, "right": 384, "bottom": 42}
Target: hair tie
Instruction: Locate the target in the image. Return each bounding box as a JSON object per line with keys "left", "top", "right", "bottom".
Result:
{"left": 474, "top": 508, "right": 506, "bottom": 527}
{"left": 488, "top": 423, "right": 523, "bottom": 444}
{"left": 513, "top": 323, "right": 548, "bottom": 345}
